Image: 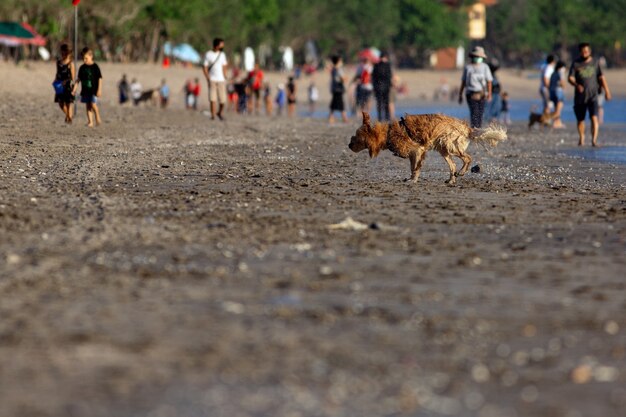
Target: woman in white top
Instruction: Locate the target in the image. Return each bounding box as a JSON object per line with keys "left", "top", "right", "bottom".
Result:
{"left": 458, "top": 46, "right": 493, "bottom": 128}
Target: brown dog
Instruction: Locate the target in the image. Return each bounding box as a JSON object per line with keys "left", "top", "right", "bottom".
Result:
{"left": 348, "top": 112, "right": 507, "bottom": 185}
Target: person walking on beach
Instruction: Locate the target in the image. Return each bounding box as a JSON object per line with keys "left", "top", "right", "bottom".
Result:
{"left": 246, "top": 63, "right": 264, "bottom": 115}
{"left": 307, "top": 80, "right": 319, "bottom": 116}
{"left": 485, "top": 61, "right": 501, "bottom": 123}
{"left": 191, "top": 78, "right": 201, "bottom": 110}
{"left": 130, "top": 78, "right": 142, "bottom": 106}
{"left": 328, "top": 55, "right": 348, "bottom": 125}
{"left": 72, "top": 47, "right": 102, "bottom": 128}
{"left": 159, "top": 79, "right": 170, "bottom": 109}
{"left": 203, "top": 38, "right": 228, "bottom": 120}
{"left": 353, "top": 57, "right": 373, "bottom": 113}
{"left": 287, "top": 76, "right": 297, "bottom": 117}
{"left": 372, "top": 51, "right": 392, "bottom": 121}
{"left": 117, "top": 74, "right": 129, "bottom": 105}
{"left": 568, "top": 42, "right": 612, "bottom": 147}
{"left": 549, "top": 61, "right": 566, "bottom": 128}
{"left": 53, "top": 44, "right": 75, "bottom": 124}
{"left": 500, "top": 91, "right": 511, "bottom": 125}
{"left": 263, "top": 82, "right": 273, "bottom": 116}
{"left": 275, "top": 83, "right": 286, "bottom": 116}
{"left": 458, "top": 46, "right": 493, "bottom": 128}
{"left": 540, "top": 55, "right": 556, "bottom": 113}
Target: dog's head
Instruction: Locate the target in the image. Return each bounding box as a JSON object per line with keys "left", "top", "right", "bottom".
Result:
{"left": 349, "top": 112, "right": 379, "bottom": 157}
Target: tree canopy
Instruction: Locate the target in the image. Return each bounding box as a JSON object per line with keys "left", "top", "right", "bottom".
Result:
{"left": 1, "top": 0, "right": 624, "bottom": 67}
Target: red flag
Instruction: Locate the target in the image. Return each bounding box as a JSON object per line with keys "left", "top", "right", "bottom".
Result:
{"left": 72, "top": 0, "right": 80, "bottom": 5}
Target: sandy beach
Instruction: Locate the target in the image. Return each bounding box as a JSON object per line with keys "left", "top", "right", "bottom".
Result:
{"left": 1, "top": 62, "right": 625, "bottom": 417}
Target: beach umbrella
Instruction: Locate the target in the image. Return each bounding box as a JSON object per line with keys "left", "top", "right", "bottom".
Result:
{"left": 171, "top": 43, "right": 201, "bottom": 64}
{"left": 0, "top": 22, "right": 46, "bottom": 46}
{"left": 20, "top": 23, "right": 46, "bottom": 46}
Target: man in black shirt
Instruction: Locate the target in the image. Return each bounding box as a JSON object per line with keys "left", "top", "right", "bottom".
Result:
{"left": 568, "top": 42, "right": 612, "bottom": 147}
{"left": 372, "top": 52, "right": 393, "bottom": 121}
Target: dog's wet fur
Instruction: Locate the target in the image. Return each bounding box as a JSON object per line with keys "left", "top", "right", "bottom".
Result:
{"left": 349, "top": 112, "right": 507, "bottom": 185}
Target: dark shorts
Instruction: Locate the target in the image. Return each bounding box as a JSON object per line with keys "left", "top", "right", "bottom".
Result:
{"left": 549, "top": 89, "right": 564, "bottom": 105}
{"left": 81, "top": 95, "right": 98, "bottom": 104}
{"left": 330, "top": 92, "right": 345, "bottom": 112}
{"left": 54, "top": 92, "right": 75, "bottom": 104}
{"left": 356, "top": 87, "right": 372, "bottom": 107}
{"left": 573, "top": 98, "right": 599, "bottom": 122}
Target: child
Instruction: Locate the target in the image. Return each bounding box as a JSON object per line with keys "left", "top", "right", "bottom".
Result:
{"left": 118, "top": 74, "right": 129, "bottom": 105}
{"left": 159, "top": 79, "right": 170, "bottom": 109}
{"left": 54, "top": 44, "right": 75, "bottom": 124}
{"left": 263, "top": 83, "right": 273, "bottom": 116}
{"left": 275, "top": 84, "right": 286, "bottom": 116}
{"left": 72, "top": 47, "right": 102, "bottom": 127}
{"left": 500, "top": 91, "right": 511, "bottom": 125}
{"left": 130, "top": 78, "right": 142, "bottom": 106}
{"left": 233, "top": 78, "right": 248, "bottom": 114}
{"left": 287, "top": 76, "right": 297, "bottom": 117}
{"left": 307, "top": 80, "right": 319, "bottom": 116}
{"left": 191, "top": 78, "right": 201, "bottom": 110}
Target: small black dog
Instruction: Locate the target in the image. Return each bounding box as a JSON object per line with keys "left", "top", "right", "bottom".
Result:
{"left": 528, "top": 108, "right": 555, "bottom": 130}
{"left": 134, "top": 89, "right": 159, "bottom": 106}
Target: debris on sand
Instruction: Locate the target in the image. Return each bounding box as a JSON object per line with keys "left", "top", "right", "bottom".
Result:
{"left": 327, "top": 217, "right": 368, "bottom": 231}
{"left": 368, "top": 222, "right": 401, "bottom": 232}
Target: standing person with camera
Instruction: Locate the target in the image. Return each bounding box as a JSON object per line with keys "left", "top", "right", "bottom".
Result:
{"left": 203, "top": 38, "right": 228, "bottom": 121}
{"left": 458, "top": 46, "right": 493, "bottom": 128}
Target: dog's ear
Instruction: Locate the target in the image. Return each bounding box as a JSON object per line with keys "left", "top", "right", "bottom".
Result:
{"left": 362, "top": 112, "right": 371, "bottom": 127}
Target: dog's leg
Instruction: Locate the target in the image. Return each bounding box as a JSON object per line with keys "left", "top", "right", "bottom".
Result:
{"left": 414, "top": 150, "right": 426, "bottom": 182}
{"left": 455, "top": 151, "right": 472, "bottom": 177}
{"left": 405, "top": 150, "right": 426, "bottom": 183}
{"left": 442, "top": 153, "right": 457, "bottom": 185}
{"left": 405, "top": 152, "right": 418, "bottom": 183}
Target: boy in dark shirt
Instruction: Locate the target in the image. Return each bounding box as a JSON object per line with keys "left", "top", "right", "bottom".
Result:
{"left": 568, "top": 42, "right": 612, "bottom": 146}
{"left": 73, "top": 47, "right": 102, "bottom": 127}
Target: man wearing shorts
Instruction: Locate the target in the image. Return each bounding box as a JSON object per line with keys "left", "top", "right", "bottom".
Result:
{"left": 203, "top": 38, "right": 228, "bottom": 120}
{"left": 568, "top": 43, "right": 612, "bottom": 147}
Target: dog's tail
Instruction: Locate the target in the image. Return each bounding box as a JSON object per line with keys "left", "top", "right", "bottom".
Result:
{"left": 470, "top": 123, "right": 508, "bottom": 148}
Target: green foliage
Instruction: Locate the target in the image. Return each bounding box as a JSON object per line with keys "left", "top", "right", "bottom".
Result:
{"left": 4, "top": 0, "right": 625, "bottom": 66}
{"left": 486, "top": 0, "right": 626, "bottom": 65}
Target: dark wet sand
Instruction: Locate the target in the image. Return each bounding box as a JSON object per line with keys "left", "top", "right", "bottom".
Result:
{"left": 1, "top": 84, "right": 625, "bottom": 417}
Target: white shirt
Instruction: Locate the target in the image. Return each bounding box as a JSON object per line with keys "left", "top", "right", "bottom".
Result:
{"left": 541, "top": 63, "right": 554, "bottom": 88}
{"left": 203, "top": 50, "right": 228, "bottom": 82}
{"left": 130, "top": 82, "right": 142, "bottom": 99}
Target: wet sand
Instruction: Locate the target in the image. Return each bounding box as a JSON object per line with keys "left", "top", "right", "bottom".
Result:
{"left": 0, "top": 63, "right": 625, "bottom": 417}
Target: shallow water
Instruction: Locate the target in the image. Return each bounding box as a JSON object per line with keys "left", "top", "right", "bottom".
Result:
{"left": 563, "top": 146, "right": 626, "bottom": 165}
{"left": 397, "top": 97, "right": 626, "bottom": 125}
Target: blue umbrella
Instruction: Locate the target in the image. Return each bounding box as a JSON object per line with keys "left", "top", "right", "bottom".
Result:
{"left": 170, "top": 43, "right": 201, "bottom": 64}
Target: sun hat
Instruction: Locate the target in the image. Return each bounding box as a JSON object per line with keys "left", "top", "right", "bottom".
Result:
{"left": 469, "top": 46, "right": 487, "bottom": 59}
